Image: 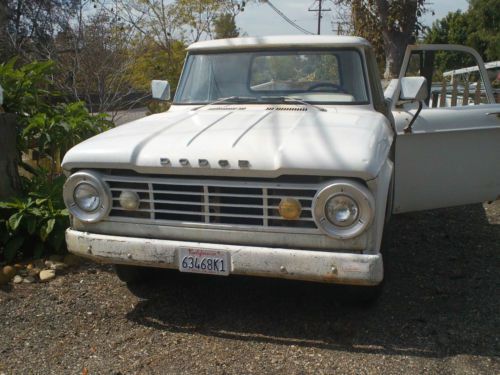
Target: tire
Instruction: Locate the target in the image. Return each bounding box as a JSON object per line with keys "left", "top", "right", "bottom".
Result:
{"left": 114, "top": 264, "right": 153, "bottom": 284}
{"left": 338, "top": 281, "right": 384, "bottom": 307}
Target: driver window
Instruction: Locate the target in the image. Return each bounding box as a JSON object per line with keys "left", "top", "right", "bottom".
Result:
{"left": 405, "top": 50, "right": 489, "bottom": 108}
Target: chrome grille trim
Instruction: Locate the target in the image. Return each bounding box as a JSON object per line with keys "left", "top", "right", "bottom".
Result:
{"left": 103, "top": 175, "right": 320, "bottom": 233}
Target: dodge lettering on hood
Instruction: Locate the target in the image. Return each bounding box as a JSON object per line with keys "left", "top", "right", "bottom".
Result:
{"left": 62, "top": 36, "right": 500, "bottom": 302}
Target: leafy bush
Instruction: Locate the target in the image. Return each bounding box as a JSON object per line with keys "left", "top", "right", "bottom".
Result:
{"left": 0, "top": 58, "right": 114, "bottom": 172}
{"left": 0, "top": 172, "right": 68, "bottom": 262}
{"left": 23, "top": 101, "right": 112, "bottom": 171}
{"left": 0, "top": 58, "right": 114, "bottom": 262}
{"left": 0, "top": 58, "right": 54, "bottom": 117}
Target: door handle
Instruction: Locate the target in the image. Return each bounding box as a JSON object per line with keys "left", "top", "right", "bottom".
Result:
{"left": 486, "top": 112, "right": 500, "bottom": 118}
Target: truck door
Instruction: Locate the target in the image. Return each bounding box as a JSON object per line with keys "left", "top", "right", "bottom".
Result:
{"left": 391, "top": 45, "right": 500, "bottom": 213}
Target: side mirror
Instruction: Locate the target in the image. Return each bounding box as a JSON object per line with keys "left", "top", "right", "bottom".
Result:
{"left": 400, "top": 76, "right": 427, "bottom": 102}
{"left": 151, "top": 80, "right": 170, "bottom": 101}
{"left": 399, "top": 77, "right": 427, "bottom": 134}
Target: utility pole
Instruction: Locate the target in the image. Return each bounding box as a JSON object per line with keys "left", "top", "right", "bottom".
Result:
{"left": 308, "top": 0, "right": 331, "bottom": 35}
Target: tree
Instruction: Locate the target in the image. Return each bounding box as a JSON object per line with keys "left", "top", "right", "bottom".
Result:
{"left": 54, "top": 12, "right": 142, "bottom": 114}
{"left": 214, "top": 13, "right": 240, "bottom": 39}
{"left": 4, "top": 0, "right": 79, "bottom": 60}
{"left": 127, "top": 37, "right": 186, "bottom": 94}
{"left": 0, "top": 0, "right": 8, "bottom": 60}
{"left": 425, "top": 0, "right": 499, "bottom": 63}
{"left": 336, "top": 0, "right": 428, "bottom": 78}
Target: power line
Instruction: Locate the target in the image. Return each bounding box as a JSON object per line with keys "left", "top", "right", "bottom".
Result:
{"left": 308, "top": 0, "right": 331, "bottom": 35}
{"left": 260, "top": 0, "right": 314, "bottom": 35}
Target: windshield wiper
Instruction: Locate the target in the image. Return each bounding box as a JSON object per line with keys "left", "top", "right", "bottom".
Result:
{"left": 261, "top": 96, "right": 326, "bottom": 112}
{"left": 192, "top": 96, "right": 258, "bottom": 111}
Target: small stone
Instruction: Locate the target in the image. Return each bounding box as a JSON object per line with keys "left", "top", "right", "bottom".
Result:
{"left": 13, "top": 275, "right": 23, "bottom": 284}
{"left": 39, "top": 269, "right": 56, "bottom": 282}
{"left": 27, "top": 267, "right": 41, "bottom": 277}
{"left": 49, "top": 262, "right": 68, "bottom": 271}
{"left": 2, "top": 265, "right": 16, "bottom": 280}
{"left": 23, "top": 276, "right": 36, "bottom": 284}
{"left": 18, "top": 269, "right": 28, "bottom": 277}
{"left": 26, "top": 263, "right": 34, "bottom": 271}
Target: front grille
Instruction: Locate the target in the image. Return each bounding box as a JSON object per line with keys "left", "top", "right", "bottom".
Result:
{"left": 103, "top": 175, "right": 319, "bottom": 232}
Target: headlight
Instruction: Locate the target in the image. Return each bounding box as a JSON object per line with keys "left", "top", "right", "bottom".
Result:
{"left": 63, "top": 170, "right": 111, "bottom": 223}
{"left": 74, "top": 183, "right": 100, "bottom": 211}
{"left": 313, "top": 180, "right": 374, "bottom": 239}
{"left": 325, "top": 195, "right": 358, "bottom": 227}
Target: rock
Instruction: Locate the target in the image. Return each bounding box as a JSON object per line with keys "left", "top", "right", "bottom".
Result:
{"left": 39, "top": 269, "right": 56, "bottom": 282}
{"left": 13, "top": 275, "right": 23, "bottom": 284}
{"left": 63, "top": 254, "right": 82, "bottom": 267}
{"left": 27, "top": 267, "right": 41, "bottom": 277}
{"left": 49, "top": 262, "right": 68, "bottom": 271}
{"left": 2, "top": 265, "right": 16, "bottom": 280}
{"left": 18, "top": 269, "right": 28, "bottom": 277}
{"left": 23, "top": 276, "right": 36, "bottom": 284}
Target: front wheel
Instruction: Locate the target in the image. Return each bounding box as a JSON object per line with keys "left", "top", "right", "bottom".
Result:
{"left": 114, "top": 264, "right": 152, "bottom": 284}
{"left": 338, "top": 282, "right": 384, "bottom": 306}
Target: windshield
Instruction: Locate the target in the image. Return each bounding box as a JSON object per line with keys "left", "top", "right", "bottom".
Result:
{"left": 174, "top": 49, "right": 369, "bottom": 105}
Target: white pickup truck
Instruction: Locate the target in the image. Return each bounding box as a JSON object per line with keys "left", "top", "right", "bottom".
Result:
{"left": 61, "top": 36, "right": 500, "bottom": 301}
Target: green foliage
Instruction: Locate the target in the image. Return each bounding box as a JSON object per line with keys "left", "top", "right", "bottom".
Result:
{"left": 213, "top": 13, "right": 240, "bottom": 39}
{"left": 0, "top": 58, "right": 113, "bottom": 262}
{"left": 0, "top": 58, "right": 55, "bottom": 117}
{"left": 425, "top": 1, "right": 500, "bottom": 63}
{"left": 127, "top": 38, "right": 186, "bottom": 95}
{"left": 0, "top": 57, "right": 114, "bottom": 173}
{"left": 23, "top": 101, "right": 113, "bottom": 168}
{"left": 0, "top": 172, "right": 69, "bottom": 262}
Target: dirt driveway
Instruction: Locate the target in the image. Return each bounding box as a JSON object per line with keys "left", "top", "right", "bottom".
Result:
{"left": 1, "top": 202, "right": 499, "bottom": 374}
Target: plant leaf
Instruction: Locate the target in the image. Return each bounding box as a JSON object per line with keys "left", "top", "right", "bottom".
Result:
{"left": 40, "top": 218, "right": 55, "bottom": 242}
{"left": 8, "top": 212, "right": 23, "bottom": 231}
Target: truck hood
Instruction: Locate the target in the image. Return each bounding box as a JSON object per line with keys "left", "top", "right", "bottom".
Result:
{"left": 62, "top": 106, "right": 393, "bottom": 180}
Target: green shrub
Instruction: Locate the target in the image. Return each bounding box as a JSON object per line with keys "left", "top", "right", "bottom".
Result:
{"left": 0, "top": 58, "right": 114, "bottom": 171}
{"left": 0, "top": 58, "right": 114, "bottom": 262}
{"left": 0, "top": 171, "right": 68, "bottom": 262}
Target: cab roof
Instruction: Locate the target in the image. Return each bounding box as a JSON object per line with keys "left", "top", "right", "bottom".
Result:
{"left": 187, "top": 35, "right": 371, "bottom": 52}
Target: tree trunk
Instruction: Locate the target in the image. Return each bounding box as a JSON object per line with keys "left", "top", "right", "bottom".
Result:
{"left": 0, "top": 0, "right": 9, "bottom": 60}
{"left": 0, "top": 113, "right": 22, "bottom": 200}
{"left": 382, "top": 30, "right": 409, "bottom": 79}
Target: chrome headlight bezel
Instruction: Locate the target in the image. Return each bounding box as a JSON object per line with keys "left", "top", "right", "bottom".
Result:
{"left": 313, "top": 180, "right": 375, "bottom": 239}
{"left": 63, "top": 170, "right": 111, "bottom": 223}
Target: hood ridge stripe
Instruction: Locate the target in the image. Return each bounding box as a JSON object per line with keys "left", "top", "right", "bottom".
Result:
{"left": 232, "top": 111, "right": 274, "bottom": 148}
{"left": 186, "top": 111, "right": 234, "bottom": 146}
{"left": 130, "top": 111, "right": 201, "bottom": 164}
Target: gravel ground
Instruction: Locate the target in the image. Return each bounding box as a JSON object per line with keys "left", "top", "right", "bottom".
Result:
{"left": 1, "top": 202, "right": 499, "bottom": 374}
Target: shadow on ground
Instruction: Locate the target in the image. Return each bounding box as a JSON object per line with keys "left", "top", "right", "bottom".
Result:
{"left": 126, "top": 203, "right": 500, "bottom": 359}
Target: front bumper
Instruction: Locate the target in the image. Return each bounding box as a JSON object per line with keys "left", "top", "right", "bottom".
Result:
{"left": 66, "top": 229, "right": 383, "bottom": 286}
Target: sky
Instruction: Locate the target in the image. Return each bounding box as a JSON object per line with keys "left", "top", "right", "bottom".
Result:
{"left": 236, "top": 0, "right": 470, "bottom": 37}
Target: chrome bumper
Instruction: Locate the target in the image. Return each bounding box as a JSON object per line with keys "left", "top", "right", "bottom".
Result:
{"left": 66, "top": 229, "right": 383, "bottom": 286}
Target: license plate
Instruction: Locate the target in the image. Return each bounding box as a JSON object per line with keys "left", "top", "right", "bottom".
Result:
{"left": 178, "top": 247, "right": 230, "bottom": 276}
